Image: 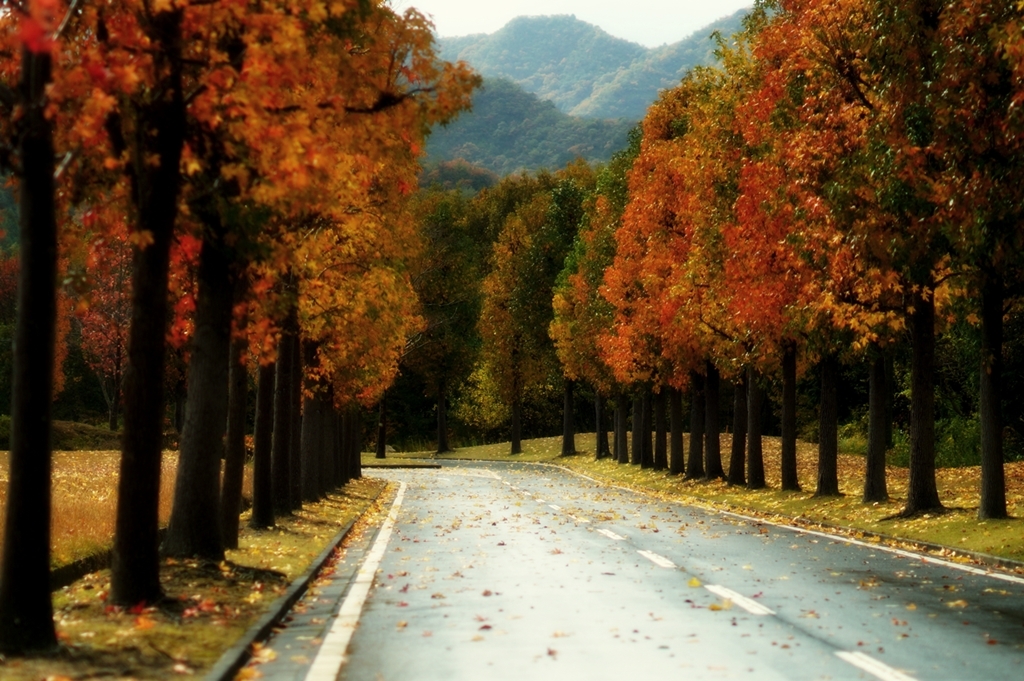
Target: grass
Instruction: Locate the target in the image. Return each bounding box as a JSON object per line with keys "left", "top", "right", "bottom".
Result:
{"left": 0, "top": 450, "right": 249, "bottom": 568}
{"left": 0, "top": 477, "right": 389, "bottom": 680}
{"left": 374, "top": 432, "right": 1024, "bottom": 567}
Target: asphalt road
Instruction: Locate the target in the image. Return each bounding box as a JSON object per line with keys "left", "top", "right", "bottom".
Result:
{"left": 255, "top": 460, "right": 1024, "bottom": 681}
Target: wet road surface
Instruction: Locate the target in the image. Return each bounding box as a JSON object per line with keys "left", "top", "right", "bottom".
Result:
{"left": 253, "top": 461, "right": 1024, "bottom": 680}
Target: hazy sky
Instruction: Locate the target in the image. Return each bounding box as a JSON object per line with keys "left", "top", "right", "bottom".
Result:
{"left": 392, "top": 1, "right": 754, "bottom": 48}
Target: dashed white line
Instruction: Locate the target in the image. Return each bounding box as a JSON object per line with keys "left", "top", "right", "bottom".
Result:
{"left": 835, "top": 651, "right": 918, "bottom": 681}
{"left": 703, "top": 585, "right": 774, "bottom": 615}
{"left": 502, "top": 481, "right": 511, "bottom": 486}
{"left": 597, "top": 528, "right": 625, "bottom": 541}
{"left": 637, "top": 550, "right": 676, "bottom": 569}
{"left": 305, "top": 482, "right": 407, "bottom": 681}
{"left": 548, "top": 504, "right": 561, "bottom": 511}
{"left": 721, "top": 510, "right": 1024, "bottom": 586}
{"left": 522, "top": 491, "right": 532, "bottom": 496}
{"left": 568, "top": 514, "right": 589, "bottom": 523}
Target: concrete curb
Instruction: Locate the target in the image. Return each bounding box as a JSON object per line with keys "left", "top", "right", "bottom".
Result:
{"left": 362, "top": 463, "right": 442, "bottom": 469}
{"left": 530, "top": 460, "right": 1024, "bottom": 576}
{"left": 204, "top": 484, "right": 388, "bottom": 681}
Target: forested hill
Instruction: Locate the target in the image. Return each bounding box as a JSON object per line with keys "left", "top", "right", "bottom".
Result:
{"left": 424, "top": 78, "right": 634, "bottom": 177}
{"left": 437, "top": 10, "right": 750, "bottom": 120}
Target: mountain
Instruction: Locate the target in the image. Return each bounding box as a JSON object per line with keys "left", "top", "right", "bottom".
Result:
{"left": 426, "top": 78, "right": 634, "bottom": 177}
{"left": 438, "top": 10, "right": 750, "bottom": 121}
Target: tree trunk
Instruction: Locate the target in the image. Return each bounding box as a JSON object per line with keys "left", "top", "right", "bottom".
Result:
{"left": 595, "top": 393, "right": 610, "bottom": 459}
{"left": 686, "top": 372, "right": 705, "bottom": 479}
{"left": 630, "top": 395, "right": 642, "bottom": 465}
{"left": 780, "top": 343, "right": 800, "bottom": 491}
{"left": 615, "top": 394, "right": 628, "bottom": 464}
{"left": 815, "top": 353, "right": 841, "bottom": 497}
{"left": 322, "top": 401, "right": 338, "bottom": 493}
{"left": 437, "top": 378, "right": 451, "bottom": 454}
{"left": 108, "top": 364, "right": 120, "bottom": 431}
{"left": 979, "top": 271, "right": 1007, "bottom": 519}
{"left": 338, "top": 404, "right": 352, "bottom": 487}
{"left": 747, "top": 367, "right": 766, "bottom": 490}
{"left": 250, "top": 362, "right": 275, "bottom": 528}
{"left": 289, "top": 333, "right": 302, "bottom": 511}
{"left": 864, "top": 351, "right": 889, "bottom": 503}
{"left": 173, "top": 382, "right": 186, "bottom": 435}
{"left": 728, "top": 378, "right": 747, "bottom": 486}
{"left": 111, "top": 11, "right": 186, "bottom": 606}
{"left": 375, "top": 390, "right": 387, "bottom": 459}
{"left": 164, "top": 220, "right": 233, "bottom": 560}
{"left": 561, "top": 379, "right": 576, "bottom": 456}
{"left": 704, "top": 362, "right": 724, "bottom": 479}
{"left": 349, "top": 404, "right": 362, "bottom": 480}
{"left": 904, "top": 290, "right": 943, "bottom": 515}
{"left": 884, "top": 353, "right": 895, "bottom": 449}
{"left": 221, "top": 334, "right": 248, "bottom": 551}
{"left": 0, "top": 46, "right": 58, "bottom": 653}
{"left": 301, "top": 390, "right": 325, "bottom": 502}
{"left": 510, "top": 398, "right": 523, "bottom": 454}
{"left": 669, "top": 387, "right": 684, "bottom": 475}
{"left": 653, "top": 389, "right": 667, "bottom": 470}
{"left": 640, "top": 389, "right": 653, "bottom": 468}
{"left": 271, "top": 323, "right": 295, "bottom": 516}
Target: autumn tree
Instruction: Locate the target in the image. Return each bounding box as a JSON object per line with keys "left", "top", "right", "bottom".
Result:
{"left": 403, "top": 189, "right": 484, "bottom": 453}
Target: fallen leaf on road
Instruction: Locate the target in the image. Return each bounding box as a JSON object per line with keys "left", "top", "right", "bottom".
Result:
{"left": 396, "top": 621, "right": 408, "bottom": 630}
{"left": 946, "top": 600, "right": 968, "bottom": 608}
{"left": 688, "top": 577, "right": 702, "bottom": 587}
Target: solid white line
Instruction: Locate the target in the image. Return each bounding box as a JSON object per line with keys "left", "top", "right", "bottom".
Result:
{"left": 597, "top": 528, "right": 625, "bottom": 541}
{"left": 540, "top": 462, "right": 1024, "bottom": 586}
{"left": 835, "top": 651, "right": 917, "bottom": 681}
{"left": 305, "top": 482, "right": 408, "bottom": 681}
{"left": 703, "top": 584, "right": 775, "bottom": 615}
{"left": 637, "top": 550, "right": 676, "bottom": 569}
{"left": 721, "top": 510, "right": 1024, "bottom": 586}
{"left": 549, "top": 504, "right": 561, "bottom": 511}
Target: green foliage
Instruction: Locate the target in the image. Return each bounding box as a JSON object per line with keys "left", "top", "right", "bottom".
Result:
{"left": 419, "top": 159, "right": 498, "bottom": 194}
{"left": 425, "top": 78, "right": 634, "bottom": 177}
{"left": 438, "top": 12, "right": 748, "bottom": 120}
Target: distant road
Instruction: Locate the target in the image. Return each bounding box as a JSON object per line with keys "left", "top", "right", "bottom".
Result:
{"left": 263, "top": 461, "right": 1024, "bottom": 680}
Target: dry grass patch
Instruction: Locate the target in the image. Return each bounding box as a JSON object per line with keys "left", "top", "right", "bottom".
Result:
{"left": 0, "top": 477, "right": 389, "bottom": 681}
{"left": 0, "top": 450, "right": 253, "bottom": 568}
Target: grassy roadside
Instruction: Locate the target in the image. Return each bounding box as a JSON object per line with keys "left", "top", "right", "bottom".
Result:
{"left": 0, "top": 477, "right": 389, "bottom": 681}
{"left": 372, "top": 433, "right": 1024, "bottom": 567}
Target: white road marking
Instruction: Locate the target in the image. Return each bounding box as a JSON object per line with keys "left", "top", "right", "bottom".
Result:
{"left": 568, "top": 514, "right": 589, "bottom": 523}
{"left": 523, "top": 491, "right": 532, "bottom": 496}
{"left": 721, "top": 510, "right": 1024, "bottom": 586}
{"left": 703, "top": 585, "right": 774, "bottom": 615}
{"left": 305, "top": 482, "right": 408, "bottom": 681}
{"left": 835, "top": 651, "right": 918, "bottom": 681}
{"left": 597, "top": 528, "right": 625, "bottom": 541}
{"left": 548, "top": 463, "right": 1024, "bottom": 587}
{"left": 637, "top": 550, "right": 676, "bottom": 569}
{"left": 549, "top": 504, "right": 561, "bottom": 511}
{"left": 502, "top": 481, "right": 511, "bottom": 486}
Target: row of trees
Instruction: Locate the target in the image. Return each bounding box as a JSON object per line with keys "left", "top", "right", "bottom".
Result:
{"left": 439, "top": 0, "right": 1024, "bottom": 539}
{"left": 0, "top": 0, "right": 476, "bottom": 654}
{"left": 544, "top": 0, "right": 1024, "bottom": 521}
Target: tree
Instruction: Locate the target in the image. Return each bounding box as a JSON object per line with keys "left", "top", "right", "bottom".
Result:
{"left": 403, "top": 189, "right": 484, "bottom": 454}
{"left": 0, "top": 0, "right": 66, "bottom": 652}
{"left": 77, "top": 213, "right": 132, "bottom": 431}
